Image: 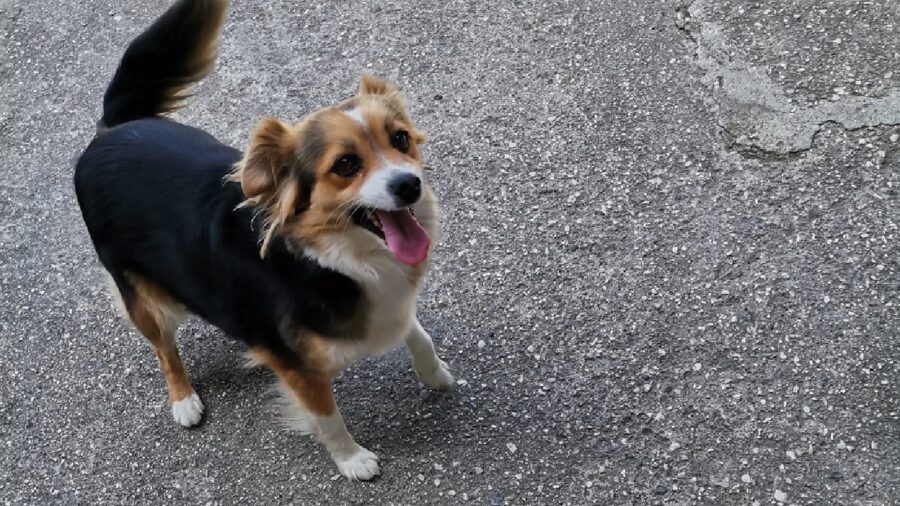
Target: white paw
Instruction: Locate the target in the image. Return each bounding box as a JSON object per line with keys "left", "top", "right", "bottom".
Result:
{"left": 415, "top": 358, "right": 455, "bottom": 389}
{"left": 171, "top": 392, "right": 204, "bottom": 427}
{"left": 333, "top": 446, "right": 381, "bottom": 481}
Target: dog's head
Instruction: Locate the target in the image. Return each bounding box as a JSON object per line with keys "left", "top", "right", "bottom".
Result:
{"left": 231, "top": 75, "right": 432, "bottom": 268}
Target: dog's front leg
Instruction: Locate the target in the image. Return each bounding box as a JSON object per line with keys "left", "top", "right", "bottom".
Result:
{"left": 254, "top": 350, "right": 380, "bottom": 480}
{"left": 405, "top": 318, "right": 455, "bottom": 388}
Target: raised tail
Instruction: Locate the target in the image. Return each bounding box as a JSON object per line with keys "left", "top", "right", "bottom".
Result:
{"left": 99, "top": 0, "right": 229, "bottom": 130}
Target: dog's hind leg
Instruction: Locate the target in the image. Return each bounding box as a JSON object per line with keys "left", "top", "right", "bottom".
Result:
{"left": 109, "top": 271, "right": 202, "bottom": 427}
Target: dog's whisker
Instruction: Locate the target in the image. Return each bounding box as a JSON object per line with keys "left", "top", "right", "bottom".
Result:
{"left": 322, "top": 199, "right": 357, "bottom": 231}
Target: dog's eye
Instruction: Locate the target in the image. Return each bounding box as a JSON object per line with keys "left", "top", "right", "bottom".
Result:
{"left": 331, "top": 155, "right": 362, "bottom": 177}
{"left": 390, "top": 130, "right": 410, "bottom": 153}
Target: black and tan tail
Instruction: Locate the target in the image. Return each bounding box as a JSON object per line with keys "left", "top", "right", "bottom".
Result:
{"left": 99, "top": 0, "right": 229, "bottom": 130}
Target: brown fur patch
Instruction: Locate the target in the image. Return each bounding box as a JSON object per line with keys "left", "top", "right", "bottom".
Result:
{"left": 356, "top": 75, "right": 426, "bottom": 142}
{"left": 247, "top": 347, "right": 336, "bottom": 416}
{"left": 227, "top": 74, "right": 428, "bottom": 257}
{"left": 116, "top": 272, "right": 194, "bottom": 403}
{"left": 226, "top": 117, "right": 305, "bottom": 256}
{"left": 281, "top": 102, "right": 425, "bottom": 250}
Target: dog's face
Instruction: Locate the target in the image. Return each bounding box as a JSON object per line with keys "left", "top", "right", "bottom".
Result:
{"left": 234, "top": 75, "right": 432, "bottom": 267}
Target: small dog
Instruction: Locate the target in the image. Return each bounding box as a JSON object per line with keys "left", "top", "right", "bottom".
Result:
{"left": 74, "top": 0, "right": 453, "bottom": 480}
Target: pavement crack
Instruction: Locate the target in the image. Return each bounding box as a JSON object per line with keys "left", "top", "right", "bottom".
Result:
{"left": 679, "top": 0, "right": 900, "bottom": 156}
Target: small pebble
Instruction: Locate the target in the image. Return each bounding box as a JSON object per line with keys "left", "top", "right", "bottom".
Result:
{"left": 774, "top": 490, "right": 788, "bottom": 503}
{"left": 654, "top": 483, "right": 668, "bottom": 495}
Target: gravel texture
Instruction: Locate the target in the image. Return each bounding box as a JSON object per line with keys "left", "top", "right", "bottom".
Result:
{"left": 1, "top": 0, "right": 898, "bottom": 504}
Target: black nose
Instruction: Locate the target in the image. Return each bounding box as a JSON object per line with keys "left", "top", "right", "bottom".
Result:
{"left": 388, "top": 173, "right": 421, "bottom": 206}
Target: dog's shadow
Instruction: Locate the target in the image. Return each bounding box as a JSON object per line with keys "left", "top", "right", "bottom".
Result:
{"left": 336, "top": 352, "right": 464, "bottom": 457}
{"left": 182, "top": 327, "right": 463, "bottom": 455}
{"left": 178, "top": 324, "right": 272, "bottom": 428}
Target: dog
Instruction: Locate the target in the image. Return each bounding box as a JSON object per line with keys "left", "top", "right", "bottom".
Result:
{"left": 74, "top": 0, "right": 454, "bottom": 480}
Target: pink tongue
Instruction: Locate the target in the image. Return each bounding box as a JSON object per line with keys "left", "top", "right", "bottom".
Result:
{"left": 375, "top": 209, "right": 430, "bottom": 266}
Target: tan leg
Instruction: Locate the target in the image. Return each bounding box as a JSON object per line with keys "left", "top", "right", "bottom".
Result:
{"left": 113, "top": 273, "right": 203, "bottom": 427}
{"left": 249, "top": 348, "right": 380, "bottom": 481}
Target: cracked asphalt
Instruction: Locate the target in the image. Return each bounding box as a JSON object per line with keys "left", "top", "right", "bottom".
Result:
{"left": 2, "top": 0, "right": 898, "bottom": 504}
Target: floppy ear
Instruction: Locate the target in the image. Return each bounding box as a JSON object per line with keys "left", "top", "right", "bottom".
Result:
{"left": 358, "top": 73, "right": 398, "bottom": 97}
{"left": 234, "top": 117, "right": 303, "bottom": 257}
{"left": 239, "top": 117, "right": 292, "bottom": 201}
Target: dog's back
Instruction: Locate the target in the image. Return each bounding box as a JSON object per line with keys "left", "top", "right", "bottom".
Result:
{"left": 74, "top": 0, "right": 240, "bottom": 318}
{"left": 77, "top": 0, "right": 234, "bottom": 243}
{"left": 74, "top": 0, "right": 364, "bottom": 352}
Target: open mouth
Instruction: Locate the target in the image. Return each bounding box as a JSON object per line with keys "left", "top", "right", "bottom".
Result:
{"left": 351, "top": 207, "right": 431, "bottom": 266}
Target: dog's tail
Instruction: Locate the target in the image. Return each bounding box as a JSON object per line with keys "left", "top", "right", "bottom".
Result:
{"left": 99, "top": 0, "right": 229, "bottom": 130}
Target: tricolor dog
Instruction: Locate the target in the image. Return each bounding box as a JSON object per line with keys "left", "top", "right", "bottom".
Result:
{"left": 74, "top": 0, "right": 453, "bottom": 480}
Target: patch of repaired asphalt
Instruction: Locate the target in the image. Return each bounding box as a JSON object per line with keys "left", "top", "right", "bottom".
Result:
{"left": 679, "top": 0, "right": 900, "bottom": 155}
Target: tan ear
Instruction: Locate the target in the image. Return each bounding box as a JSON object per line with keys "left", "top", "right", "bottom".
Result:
{"left": 239, "top": 117, "right": 291, "bottom": 200}
{"left": 357, "top": 74, "right": 416, "bottom": 136}
{"left": 234, "top": 117, "right": 301, "bottom": 257}
{"left": 358, "top": 73, "right": 398, "bottom": 97}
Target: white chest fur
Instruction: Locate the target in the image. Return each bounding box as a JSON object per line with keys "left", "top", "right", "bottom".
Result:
{"left": 305, "top": 188, "right": 441, "bottom": 372}
{"left": 328, "top": 266, "right": 419, "bottom": 370}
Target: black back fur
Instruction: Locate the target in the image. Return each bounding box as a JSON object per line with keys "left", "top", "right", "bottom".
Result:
{"left": 74, "top": 1, "right": 366, "bottom": 367}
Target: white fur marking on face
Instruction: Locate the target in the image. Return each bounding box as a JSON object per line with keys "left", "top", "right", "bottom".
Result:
{"left": 358, "top": 162, "right": 420, "bottom": 210}
{"left": 343, "top": 108, "right": 367, "bottom": 128}
{"left": 171, "top": 392, "right": 203, "bottom": 427}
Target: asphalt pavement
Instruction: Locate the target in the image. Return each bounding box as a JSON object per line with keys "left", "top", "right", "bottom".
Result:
{"left": 1, "top": 0, "right": 898, "bottom": 504}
